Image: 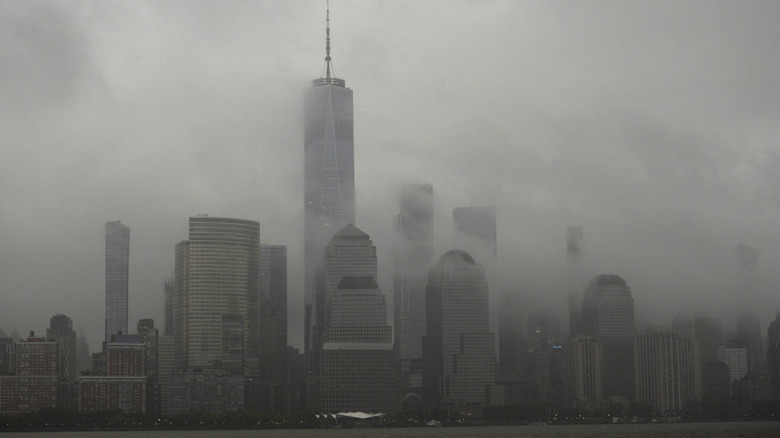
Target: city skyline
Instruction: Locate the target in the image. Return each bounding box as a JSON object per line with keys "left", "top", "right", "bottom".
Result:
{"left": 2, "top": 2, "right": 780, "bottom": 351}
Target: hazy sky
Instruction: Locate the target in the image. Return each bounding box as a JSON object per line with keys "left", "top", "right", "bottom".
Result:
{"left": 2, "top": 1, "right": 780, "bottom": 351}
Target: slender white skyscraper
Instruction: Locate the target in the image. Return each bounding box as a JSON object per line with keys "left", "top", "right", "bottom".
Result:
{"left": 105, "top": 220, "right": 130, "bottom": 342}
{"left": 304, "top": 5, "right": 355, "bottom": 366}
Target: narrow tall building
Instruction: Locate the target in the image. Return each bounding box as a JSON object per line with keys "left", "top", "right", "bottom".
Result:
{"left": 581, "top": 274, "right": 636, "bottom": 402}
{"left": 393, "top": 183, "right": 433, "bottom": 398}
{"left": 423, "top": 250, "right": 495, "bottom": 408}
{"left": 173, "top": 216, "right": 260, "bottom": 371}
{"left": 304, "top": 6, "right": 355, "bottom": 365}
{"left": 105, "top": 220, "right": 130, "bottom": 341}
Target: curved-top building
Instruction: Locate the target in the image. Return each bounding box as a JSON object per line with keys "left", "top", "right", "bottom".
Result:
{"left": 423, "top": 250, "right": 495, "bottom": 407}
{"left": 174, "top": 216, "right": 260, "bottom": 370}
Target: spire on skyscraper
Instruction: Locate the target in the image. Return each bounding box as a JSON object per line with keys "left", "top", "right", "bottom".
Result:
{"left": 323, "top": 0, "right": 335, "bottom": 80}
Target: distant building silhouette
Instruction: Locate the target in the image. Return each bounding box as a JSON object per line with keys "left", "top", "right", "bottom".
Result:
{"left": 304, "top": 5, "right": 355, "bottom": 371}
{"left": 394, "top": 183, "right": 433, "bottom": 401}
{"left": 581, "top": 274, "right": 636, "bottom": 402}
{"left": 567, "top": 226, "right": 584, "bottom": 336}
{"left": 105, "top": 221, "right": 130, "bottom": 342}
{"left": 423, "top": 250, "right": 495, "bottom": 408}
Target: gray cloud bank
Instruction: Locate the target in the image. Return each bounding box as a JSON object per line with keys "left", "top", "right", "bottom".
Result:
{"left": 1, "top": 1, "right": 779, "bottom": 350}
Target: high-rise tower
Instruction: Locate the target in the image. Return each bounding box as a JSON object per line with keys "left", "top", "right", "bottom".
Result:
{"left": 394, "top": 184, "right": 433, "bottom": 396}
{"left": 105, "top": 220, "right": 130, "bottom": 342}
{"left": 581, "top": 274, "right": 636, "bottom": 401}
{"left": 173, "top": 216, "right": 260, "bottom": 371}
{"left": 304, "top": 5, "right": 355, "bottom": 366}
{"left": 423, "top": 250, "right": 495, "bottom": 407}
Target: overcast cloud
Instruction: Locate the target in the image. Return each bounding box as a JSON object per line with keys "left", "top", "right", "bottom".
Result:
{"left": 1, "top": 1, "right": 779, "bottom": 350}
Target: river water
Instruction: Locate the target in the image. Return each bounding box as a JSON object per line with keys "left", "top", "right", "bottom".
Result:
{"left": 2, "top": 422, "right": 779, "bottom": 438}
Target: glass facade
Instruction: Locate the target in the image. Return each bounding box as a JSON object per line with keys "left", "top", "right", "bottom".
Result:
{"left": 423, "top": 250, "right": 495, "bottom": 407}
{"left": 174, "top": 217, "right": 260, "bottom": 370}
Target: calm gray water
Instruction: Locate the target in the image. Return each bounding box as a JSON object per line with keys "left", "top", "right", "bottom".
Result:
{"left": 2, "top": 423, "right": 779, "bottom": 438}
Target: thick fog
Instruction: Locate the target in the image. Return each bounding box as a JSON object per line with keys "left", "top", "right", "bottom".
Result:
{"left": 1, "top": 1, "right": 779, "bottom": 351}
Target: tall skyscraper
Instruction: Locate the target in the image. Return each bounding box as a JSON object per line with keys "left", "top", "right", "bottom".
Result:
{"left": 567, "top": 226, "right": 584, "bottom": 336}
{"left": 173, "top": 216, "right": 260, "bottom": 371}
{"left": 105, "top": 220, "right": 130, "bottom": 341}
{"left": 304, "top": 6, "right": 355, "bottom": 364}
{"left": 581, "top": 274, "right": 636, "bottom": 401}
{"left": 393, "top": 183, "right": 433, "bottom": 396}
{"left": 309, "top": 224, "right": 376, "bottom": 376}
{"left": 452, "top": 206, "right": 497, "bottom": 259}
{"left": 423, "top": 250, "right": 495, "bottom": 407}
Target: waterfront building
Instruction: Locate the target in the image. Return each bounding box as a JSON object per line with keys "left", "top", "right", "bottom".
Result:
{"left": 635, "top": 329, "right": 699, "bottom": 414}
{"left": 423, "top": 250, "right": 495, "bottom": 407}
{"left": 173, "top": 216, "right": 260, "bottom": 371}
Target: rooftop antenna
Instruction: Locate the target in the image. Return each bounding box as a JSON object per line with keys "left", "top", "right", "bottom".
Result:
{"left": 324, "top": 0, "right": 333, "bottom": 79}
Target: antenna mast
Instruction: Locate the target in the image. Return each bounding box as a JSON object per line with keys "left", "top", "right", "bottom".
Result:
{"left": 325, "top": 0, "right": 333, "bottom": 79}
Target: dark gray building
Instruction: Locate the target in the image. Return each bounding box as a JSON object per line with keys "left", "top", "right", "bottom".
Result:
{"left": 581, "top": 274, "right": 636, "bottom": 402}
{"left": 423, "top": 250, "right": 495, "bottom": 408}
{"left": 105, "top": 221, "right": 130, "bottom": 341}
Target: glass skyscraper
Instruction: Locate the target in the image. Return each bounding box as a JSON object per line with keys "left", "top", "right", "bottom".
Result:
{"left": 423, "top": 250, "right": 495, "bottom": 407}
{"left": 304, "top": 9, "right": 355, "bottom": 366}
{"left": 105, "top": 220, "right": 130, "bottom": 342}
{"left": 174, "top": 216, "right": 260, "bottom": 371}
